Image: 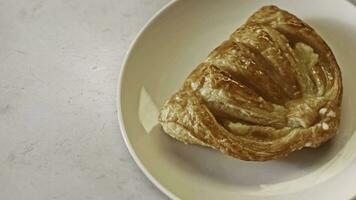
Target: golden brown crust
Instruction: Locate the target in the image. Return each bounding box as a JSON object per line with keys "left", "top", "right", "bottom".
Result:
{"left": 158, "top": 5, "right": 342, "bottom": 161}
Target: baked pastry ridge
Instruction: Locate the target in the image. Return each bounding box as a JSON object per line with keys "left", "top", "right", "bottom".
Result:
{"left": 158, "top": 5, "right": 342, "bottom": 161}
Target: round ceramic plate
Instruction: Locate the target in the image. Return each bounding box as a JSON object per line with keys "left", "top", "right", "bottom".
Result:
{"left": 118, "top": 0, "right": 356, "bottom": 199}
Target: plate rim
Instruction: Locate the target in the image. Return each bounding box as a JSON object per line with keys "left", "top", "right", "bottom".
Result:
{"left": 117, "top": 0, "right": 179, "bottom": 199}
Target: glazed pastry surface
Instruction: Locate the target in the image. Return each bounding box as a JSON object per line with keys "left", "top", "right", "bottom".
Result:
{"left": 159, "top": 5, "right": 342, "bottom": 161}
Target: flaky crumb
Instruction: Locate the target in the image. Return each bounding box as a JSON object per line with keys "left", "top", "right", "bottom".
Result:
{"left": 319, "top": 107, "right": 327, "bottom": 115}
{"left": 326, "top": 110, "right": 336, "bottom": 118}
{"left": 322, "top": 122, "right": 329, "bottom": 130}
{"left": 305, "top": 142, "right": 312, "bottom": 147}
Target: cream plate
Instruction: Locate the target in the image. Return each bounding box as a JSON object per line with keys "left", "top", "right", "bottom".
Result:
{"left": 118, "top": 0, "right": 356, "bottom": 199}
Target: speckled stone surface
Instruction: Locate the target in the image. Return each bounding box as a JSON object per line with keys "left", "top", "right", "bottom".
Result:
{"left": 0, "top": 0, "right": 170, "bottom": 199}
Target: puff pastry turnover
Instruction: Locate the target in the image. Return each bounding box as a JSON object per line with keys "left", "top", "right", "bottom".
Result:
{"left": 158, "top": 5, "right": 342, "bottom": 161}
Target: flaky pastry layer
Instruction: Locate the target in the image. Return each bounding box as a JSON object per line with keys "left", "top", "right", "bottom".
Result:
{"left": 159, "top": 5, "right": 342, "bottom": 161}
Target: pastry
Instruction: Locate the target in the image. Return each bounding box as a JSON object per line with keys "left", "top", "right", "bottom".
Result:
{"left": 158, "top": 5, "right": 342, "bottom": 161}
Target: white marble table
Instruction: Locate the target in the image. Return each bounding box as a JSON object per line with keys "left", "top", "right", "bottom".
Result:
{"left": 0, "top": 0, "right": 169, "bottom": 199}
